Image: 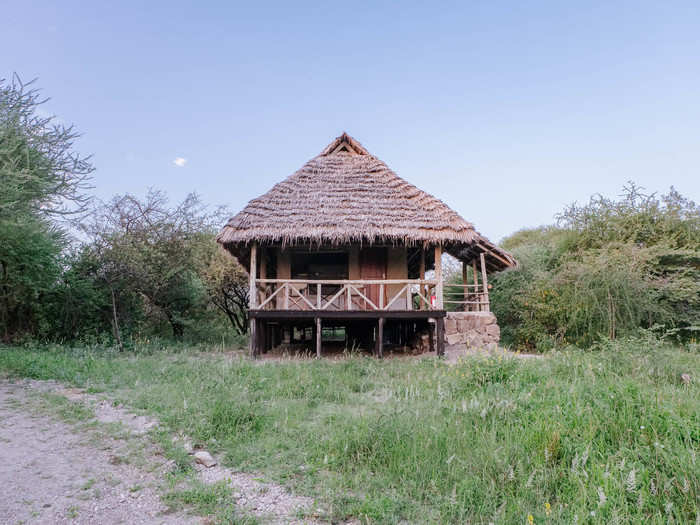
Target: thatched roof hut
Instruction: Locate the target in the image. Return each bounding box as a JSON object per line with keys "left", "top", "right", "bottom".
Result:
{"left": 217, "top": 133, "right": 516, "bottom": 272}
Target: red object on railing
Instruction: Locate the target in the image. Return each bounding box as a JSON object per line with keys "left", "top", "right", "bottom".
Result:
{"left": 430, "top": 295, "right": 437, "bottom": 307}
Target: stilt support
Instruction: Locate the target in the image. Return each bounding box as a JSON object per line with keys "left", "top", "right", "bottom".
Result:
{"left": 428, "top": 321, "right": 435, "bottom": 353}
{"left": 249, "top": 317, "right": 257, "bottom": 358}
{"left": 375, "top": 318, "right": 384, "bottom": 358}
{"left": 315, "top": 317, "right": 322, "bottom": 358}
{"left": 436, "top": 317, "right": 445, "bottom": 357}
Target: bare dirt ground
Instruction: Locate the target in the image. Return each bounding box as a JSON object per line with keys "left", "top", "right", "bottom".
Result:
{"left": 0, "top": 381, "right": 194, "bottom": 525}
{"left": 0, "top": 380, "right": 319, "bottom": 525}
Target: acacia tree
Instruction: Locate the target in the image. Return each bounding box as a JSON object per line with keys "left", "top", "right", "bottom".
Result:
{"left": 0, "top": 76, "right": 93, "bottom": 339}
{"left": 201, "top": 246, "right": 249, "bottom": 334}
{"left": 84, "top": 190, "right": 227, "bottom": 340}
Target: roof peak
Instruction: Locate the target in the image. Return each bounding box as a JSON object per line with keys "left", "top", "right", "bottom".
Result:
{"left": 319, "top": 132, "right": 371, "bottom": 156}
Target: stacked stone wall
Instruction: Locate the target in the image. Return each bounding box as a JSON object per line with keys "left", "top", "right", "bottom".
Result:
{"left": 444, "top": 311, "right": 500, "bottom": 350}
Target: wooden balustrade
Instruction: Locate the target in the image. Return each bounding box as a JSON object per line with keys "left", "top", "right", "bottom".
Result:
{"left": 253, "top": 278, "right": 439, "bottom": 312}
{"left": 442, "top": 283, "right": 490, "bottom": 312}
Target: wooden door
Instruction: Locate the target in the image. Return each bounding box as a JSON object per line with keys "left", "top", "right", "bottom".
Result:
{"left": 360, "top": 247, "right": 386, "bottom": 309}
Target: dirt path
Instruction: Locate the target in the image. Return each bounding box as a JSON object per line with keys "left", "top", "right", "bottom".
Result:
{"left": 0, "top": 379, "right": 320, "bottom": 524}
{"left": 0, "top": 381, "right": 195, "bottom": 525}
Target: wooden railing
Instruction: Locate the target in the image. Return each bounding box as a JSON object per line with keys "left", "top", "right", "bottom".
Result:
{"left": 252, "top": 279, "right": 440, "bottom": 311}
{"left": 443, "top": 283, "right": 490, "bottom": 312}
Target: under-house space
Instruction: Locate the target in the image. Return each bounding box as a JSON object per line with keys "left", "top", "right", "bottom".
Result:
{"left": 217, "top": 133, "right": 517, "bottom": 357}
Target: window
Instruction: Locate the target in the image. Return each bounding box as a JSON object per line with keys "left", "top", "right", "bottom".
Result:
{"left": 290, "top": 251, "right": 348, "bottom": 280}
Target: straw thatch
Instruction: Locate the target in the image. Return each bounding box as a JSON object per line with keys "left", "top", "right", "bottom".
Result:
{"left": 217, "top": 133, "right": 516, "bottom": 271}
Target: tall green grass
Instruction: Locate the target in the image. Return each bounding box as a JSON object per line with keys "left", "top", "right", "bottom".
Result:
{"left": 1, "top": 337, "right": 698, "bottom": 524}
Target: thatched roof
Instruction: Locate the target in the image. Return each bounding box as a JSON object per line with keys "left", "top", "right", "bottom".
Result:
{"left": 217, "top": 133, "right": 516, "bottom": 271}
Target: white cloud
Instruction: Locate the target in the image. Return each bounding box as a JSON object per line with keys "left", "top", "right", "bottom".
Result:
{"left": 173, "top": 157, "right": 187, "bottom": 168}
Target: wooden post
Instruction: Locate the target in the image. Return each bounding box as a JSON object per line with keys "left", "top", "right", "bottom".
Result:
{"left": 258, "top": 248, "right": 267, "bottom": 311}
{"left": 259, "top": 247, "right": 266, "bottom": 280}
{"left": 376, "top": 317, "right": 384, "bottom": 358}
{"left": 316, "top": 283, "right": 321, "bottom": 309}
{"left": 419, "top": 248, "right": 426, "bottom": 310}
{"left": 472, "top": 260, "right": 479, "bottom": 311}
{"left": 284, "top": 283, "right": 289, "bottom": 310}
{"left": 248, "top": 243, "right": 257, "bottom": 357}
{"left": 260, "top": 320, "right": 266, "bottom": 353}
{"left": 405, "top": 284, "right": 411, "bottom": 311}
{"left": 249, "top": 243, "right": 257, "bottom": 309}
{"left": 249, "top": 316, "right": 256, "bottom": 357}
{"left": 315, "top": 317, "right": 322, "bottom": 358}
{"left": 379, "top": 284, "right": 384, "bottom": 309}
{"left": 462, "top": 261, "right": 468, "bottom": 311}
{"left": 428, "top": 321, "right": 435, "bottom": 353}
{"left": 480, "top": 252, "right": 490, "bottom": 312}
{"left": 434, "top": 245, "right": 443, "bottom": 309}
{"left": 436, "top": 317, "right": 445, "bottom": 357}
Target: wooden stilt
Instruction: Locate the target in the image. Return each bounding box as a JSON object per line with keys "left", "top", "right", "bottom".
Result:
{"left": 376, "top": 317, "right": 384, "bottom": 358}
{"left": 419, "top": 248, "right": 426, "bottom": 310}
{"left": 315, "top": 317, "right": 322, "bottom": 358}
{"left": 428, "top": 321, "right": 435, "bottom": 353}
{"left": 248, "top": 242, "right": 258, "bottom": 357}
{"left": 249, "top": 243, "right": 257, "bottom": 309}
{"left": 434, "top": 245, "right": 443, "bottom": 309}
{"left": 472, "top": 260, "right": 479, "bottom": 311}
{"left": 462, "top": 261, "right": 468, "bottom": 311}
{"left": 436, "top": 317, "right": 445, "bottom": 357}
{"left": 260, "top": 320, "right": 265, "bottom": 353}
{"left": 480, "top": 253, "right": 490, "bottom": 312}
{"left": 249, "top": 317, "right": 257, "bottom": 357}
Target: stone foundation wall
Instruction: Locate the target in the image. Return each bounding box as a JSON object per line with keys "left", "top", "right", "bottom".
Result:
{"left": 444, "top": 311, "right": 500, "bottom": 350}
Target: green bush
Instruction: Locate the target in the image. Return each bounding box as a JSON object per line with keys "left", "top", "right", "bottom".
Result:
{"left": 491, "top": 185, "right": 699, "bottom": 350}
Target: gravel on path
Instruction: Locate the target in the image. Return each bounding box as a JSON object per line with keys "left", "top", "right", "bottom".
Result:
{"left": 0, "top": 380, "right": 196, "bottom": 525}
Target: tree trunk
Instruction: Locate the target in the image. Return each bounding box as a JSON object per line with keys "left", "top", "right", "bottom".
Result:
{"left": 110, "top": 286, "right": 124, "bottom": 351}
{"left": 164, "top": 310, "right": 185, "bottom": 339}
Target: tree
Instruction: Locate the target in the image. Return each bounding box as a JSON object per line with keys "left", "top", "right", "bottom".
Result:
{"left": 0, "top": 76, "right": 93, "bottom": 340}
{"left": 0, "top": 76, "right": 93, "bottom": 220}
{"left": 491, "top": 184, "right": 700, "bottom": 350}
{"left": 84, "top": 190, "right": 227, "bottom": 340}
{"left": 201, "top": 246, "right": 249, "bottom": 334}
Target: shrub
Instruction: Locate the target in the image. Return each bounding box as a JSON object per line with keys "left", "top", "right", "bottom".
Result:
{"left": 491, "top": 185, "right": 699, "bottom": 350}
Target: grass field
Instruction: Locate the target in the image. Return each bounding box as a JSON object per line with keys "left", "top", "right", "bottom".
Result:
{"left": 1, "top": 336, "right": 698, "bottom": 524}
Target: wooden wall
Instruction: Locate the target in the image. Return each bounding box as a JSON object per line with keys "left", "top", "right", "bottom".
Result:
{"left": 386, "top": 247, "right": 408, "bottom": 310}
{"left": 271, "top": 246, "right": 410, "bottom": 310}
{"left": 348, "top": 246, "right": 360, "bottom": 280}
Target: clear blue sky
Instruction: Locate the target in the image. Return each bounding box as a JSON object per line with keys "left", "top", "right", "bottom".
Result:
{"left": 3, "top": 1, "right": 699, "bottom": 242}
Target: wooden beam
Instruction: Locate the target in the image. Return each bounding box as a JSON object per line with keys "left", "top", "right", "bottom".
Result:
{"left": 436, "top": 317, "right": 445, "bottom": 357}
{"left": 462, "top": 261, "right": 468, "bottom": 308}
{"left": 376, "top": 317, "right": 384, "bottom": 358}
{"left": 315, "top": 317, "right": 321, "bottom": 358}
{"left": 250, "top": 309, "right": 446, "bottom": 320}
{"left": 249, "top": 243, "right": 257, "bottom": 309}
{"left": 475, "top": 242, "right": 514, "bottom": 268}
{"left": 260, "top": 319, "right": 266, "bottom": 353}
{"left": 259, "top": 247, "right": 267, "bottom": 280}
{"left": 480, "top": 252, "right": 490, "bottom": 312}
{"left": 249, "top": 317, "right": 256, "bottom": 357}
{"left": 434, "top": 245, "right": 443, "bottom": 309}
{"left": 428, "top": 321, "right": 435, "bottom": 353}
{"left": 419, "top": 248, "right": 426, "bottom": 310}
{"left": 256, "top": 278, "right": 437, "bottom": 285}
